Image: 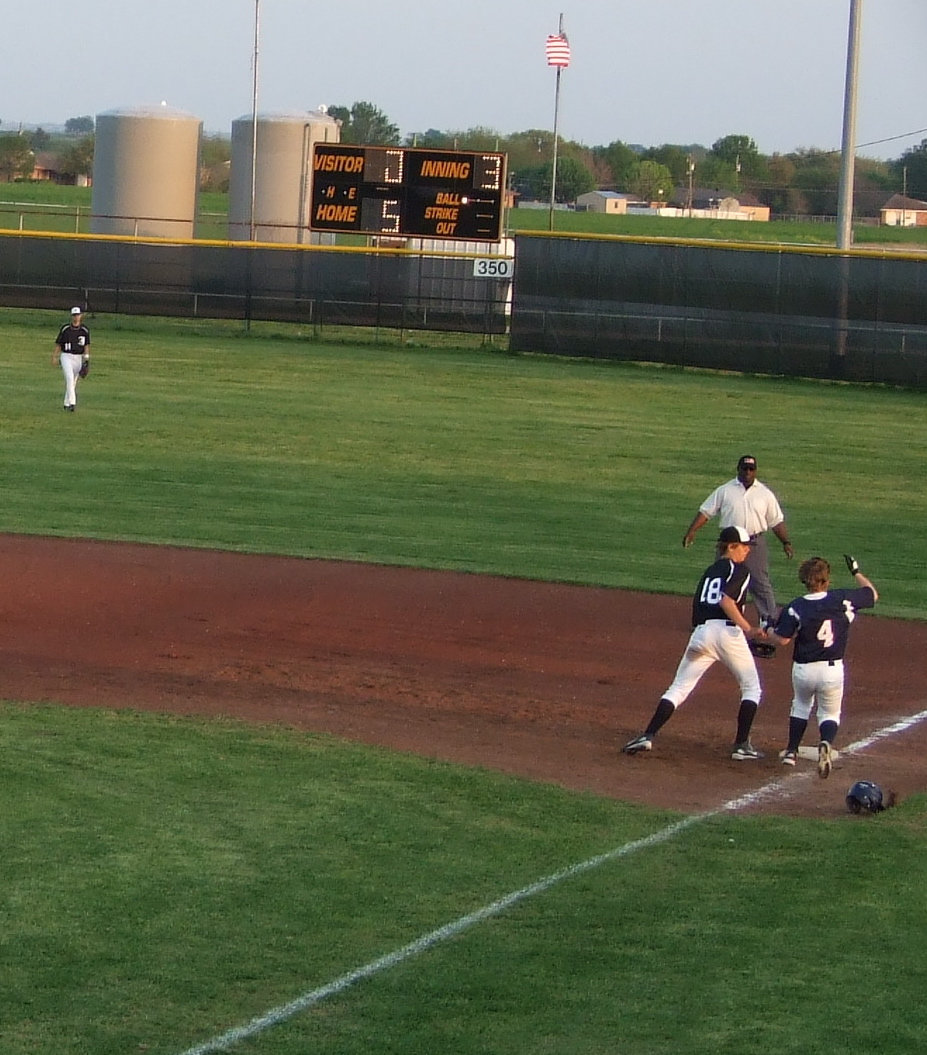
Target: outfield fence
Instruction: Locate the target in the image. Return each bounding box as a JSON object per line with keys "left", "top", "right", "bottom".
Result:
{"left": 510, "top": 232, "right": 927, "bottom": 386}
{"left": 4, "top": 227, "right": 927, "bottom": 385}
{"left": 0, "top": 230, "right": 512, "bottom": 335}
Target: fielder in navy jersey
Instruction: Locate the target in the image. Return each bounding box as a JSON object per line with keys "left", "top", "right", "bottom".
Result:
{"left": 623, "top": 525, "right": 768, "bottom": 761}
{"left": 768, "top": 554, "right": 878, "bottom": 778}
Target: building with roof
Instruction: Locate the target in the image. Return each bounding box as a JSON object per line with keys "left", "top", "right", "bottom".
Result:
{"left": 575, "top": 190, "right": 645, "bottom": 214}
{"left": 880, "top": 193, "right": 927, "bottom": 227}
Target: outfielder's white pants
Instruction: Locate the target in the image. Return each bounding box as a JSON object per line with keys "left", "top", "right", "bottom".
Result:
{"left": 662, "top": 620, "right": 762, "bottom": 707}
{"left": 60, "top": 352, "right": 83, "bottom": 407}
{"left": 789, "top": 659, "right": 844, "bottom": 724}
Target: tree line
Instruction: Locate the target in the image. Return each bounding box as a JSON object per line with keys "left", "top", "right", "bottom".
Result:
{"left": 326, "top": 102, "right": 927, "bottom": 216}
{"left": 3, "top": 103, "right": 925, "bottom": 218}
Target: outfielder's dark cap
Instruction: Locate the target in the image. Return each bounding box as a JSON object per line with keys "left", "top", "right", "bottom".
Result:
{"left": 719, "top": 525, "right": 755, "bottom": 545}
{"left": 738, "top": 455, "right": 757, "bottom": 469}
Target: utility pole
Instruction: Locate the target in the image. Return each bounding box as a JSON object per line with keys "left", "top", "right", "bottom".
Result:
{"left": 836, "top": 0, "right": 862, "bottom": 250}
{"left": 686, "top": 156, "right": 695, "bottom": 217}
{"left": 835, "top": 0, "right": 862, "bottom": 364}
{"left": 902, "top": 165, "right": 908, "bottom": 227}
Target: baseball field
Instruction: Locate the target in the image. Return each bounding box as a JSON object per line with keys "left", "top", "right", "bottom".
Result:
{"left": 3, "top": 306, "right": 927, "bottom": 1054}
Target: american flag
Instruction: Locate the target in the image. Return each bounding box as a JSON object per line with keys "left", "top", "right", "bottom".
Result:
{"left": 545, "top": 32, "right": 571, "bottom": 68}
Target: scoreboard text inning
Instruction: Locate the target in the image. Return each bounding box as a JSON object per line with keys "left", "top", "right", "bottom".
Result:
{"left": 310, "top": 145, "right": 506, "bottom": 241}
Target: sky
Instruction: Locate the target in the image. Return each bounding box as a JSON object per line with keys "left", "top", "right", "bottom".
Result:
{"left": 5, "top": 0, "right": 926, "bottom": 160}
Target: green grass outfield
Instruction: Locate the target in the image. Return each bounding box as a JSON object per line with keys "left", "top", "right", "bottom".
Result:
{"left": 3, "top": 307, "right": 927, "bottom": 617}
{"left": 3, "top": 307, "right": 927, "bottom": 1053}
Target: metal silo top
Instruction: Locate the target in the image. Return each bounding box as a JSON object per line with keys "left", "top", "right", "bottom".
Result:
{"left": 232, "top": 109, "right": 338, "bottom": 125}
{"left": 97, "top": 104, "right": 200, "bottom": 121}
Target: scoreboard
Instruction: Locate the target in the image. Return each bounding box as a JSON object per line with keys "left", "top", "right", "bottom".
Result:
{"left": 309, "top": 144, "right": 506, "bottom": 241}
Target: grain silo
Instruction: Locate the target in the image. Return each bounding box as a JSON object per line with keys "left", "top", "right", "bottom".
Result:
{"left": 91, "top": 105, "right": 202, "bottom": 238}
{"left": 228, "top": 109, "right": 340, "bottom": 243}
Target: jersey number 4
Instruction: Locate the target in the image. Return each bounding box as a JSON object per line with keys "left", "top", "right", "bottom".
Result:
{"left": 817, "top": 619, "right": 835, "bottom": 648}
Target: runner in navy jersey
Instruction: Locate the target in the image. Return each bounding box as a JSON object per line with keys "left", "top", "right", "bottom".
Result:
{"left": 768, "top": 554, "right": 878, "bottom": 778}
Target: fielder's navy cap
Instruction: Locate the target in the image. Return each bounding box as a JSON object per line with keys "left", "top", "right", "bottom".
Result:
{"left": 738, "top": 454, "right": 757, "bottom": 470}
{"left": 719, "top": 525, "right": 754, "bottom": 545}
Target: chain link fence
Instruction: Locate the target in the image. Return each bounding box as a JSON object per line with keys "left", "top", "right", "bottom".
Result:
{"left": 0, "top": 230, "right": 513, "bottom": 335}
{"left": 510, "top": 233, "right": 927, "bottom": 386}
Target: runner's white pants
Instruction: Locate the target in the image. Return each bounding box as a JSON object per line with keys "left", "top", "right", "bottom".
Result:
{"left": 790, "top": 659, "right": 844, "bottom": 723}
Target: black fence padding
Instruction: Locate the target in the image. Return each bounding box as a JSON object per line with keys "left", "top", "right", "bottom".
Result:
{"left": 511, "top": 234, "right": 927, "bottom": 386}
{"left": 0, "top": 233, "right": 510, "bottom": 335}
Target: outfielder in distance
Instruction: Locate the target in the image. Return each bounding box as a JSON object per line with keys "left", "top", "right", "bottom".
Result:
{"left": 767, "top": 554, "right": 878, "bottom": 779}
{"left": 623, "top": 525, "right": 768, "bottom": 761}
{"left": 682, "top": 455, "right": 794, "bottom": 645}
{"left": 53, "top": 306, "right": 91, "bottom": 412}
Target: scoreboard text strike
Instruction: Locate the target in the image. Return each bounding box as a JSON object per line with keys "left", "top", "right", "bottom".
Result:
{"left": 310, "top": 145, "right": 506, "bottom": 241}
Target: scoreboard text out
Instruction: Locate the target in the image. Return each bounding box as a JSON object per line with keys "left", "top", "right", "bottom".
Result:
{"left": 309, "top": 145, "right": 506, "bottom": 241}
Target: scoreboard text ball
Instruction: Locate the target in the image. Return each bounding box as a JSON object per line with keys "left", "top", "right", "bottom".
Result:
{"left": 310, "top": 145, "right": 506, "bottom": 241}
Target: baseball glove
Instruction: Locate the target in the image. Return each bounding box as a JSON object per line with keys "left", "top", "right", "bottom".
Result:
{"left": 79, "top": 359, "right": 90, "bottom": 379}
{"left": 749, "top": 640, "right": 777, "bottom": 660}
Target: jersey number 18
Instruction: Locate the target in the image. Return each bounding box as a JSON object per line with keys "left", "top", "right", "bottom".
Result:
{"left": 700, "top": 577, "right": 724, "bottom": 606}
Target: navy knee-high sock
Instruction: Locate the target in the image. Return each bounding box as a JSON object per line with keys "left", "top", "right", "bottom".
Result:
{"left": 735, "top": 700, "right": 758, "bottom": 744}
{"left": 645, "top": 698, "right": 676, "bottom": 738}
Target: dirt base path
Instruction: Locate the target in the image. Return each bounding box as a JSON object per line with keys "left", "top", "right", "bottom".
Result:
{"left": 4, "top": 536, "right": 924, "bottom": 817}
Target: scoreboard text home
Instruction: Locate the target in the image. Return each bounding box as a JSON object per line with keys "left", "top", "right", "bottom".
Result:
{"left": 310, "top": 145, "right": 506, "bottom": 241}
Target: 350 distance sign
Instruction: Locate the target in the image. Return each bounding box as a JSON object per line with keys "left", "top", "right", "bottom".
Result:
{"left": 310, "top": 144, "right": 506, "bottom": 241}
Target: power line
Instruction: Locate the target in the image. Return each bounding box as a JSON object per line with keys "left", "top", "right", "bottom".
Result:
{"left": 857, "top": 126, "right": 927, "bottom": 150}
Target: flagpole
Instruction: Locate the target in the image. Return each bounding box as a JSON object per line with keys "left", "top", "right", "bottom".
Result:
{"left": 548, "top": 12, "right": 564, "bottom": 232}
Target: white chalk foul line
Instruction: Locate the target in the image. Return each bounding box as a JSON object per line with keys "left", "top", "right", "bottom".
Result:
{"left": 177, "top": 816, "right": 703, "bottom": 1055}
{"left": 722, "top": 706, "right": 927, "bottom": 811}
{"left": 176, "top": 706, "right": 927, "bottom": 1055}
{"left": 842, "top": 707, "right": 927, "bottom": 754}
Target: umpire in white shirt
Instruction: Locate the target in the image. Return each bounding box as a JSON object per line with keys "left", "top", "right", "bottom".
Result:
{"left": 682, "top": 454, "right": 794, "bottom": 629}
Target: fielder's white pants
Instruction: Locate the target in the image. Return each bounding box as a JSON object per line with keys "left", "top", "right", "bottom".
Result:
{"left": 60, "top": 352, "right": 83, "bottom": 408}
{"left": 789, "top": 659, "right": 844, "bottom": 724}
{"left": 662, "top": 620, "right": 762, "bottom": 707}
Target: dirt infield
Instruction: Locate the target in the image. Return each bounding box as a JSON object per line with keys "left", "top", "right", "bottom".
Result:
{"left": 4, "top": 535, "right": 924, "bottom": 818}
